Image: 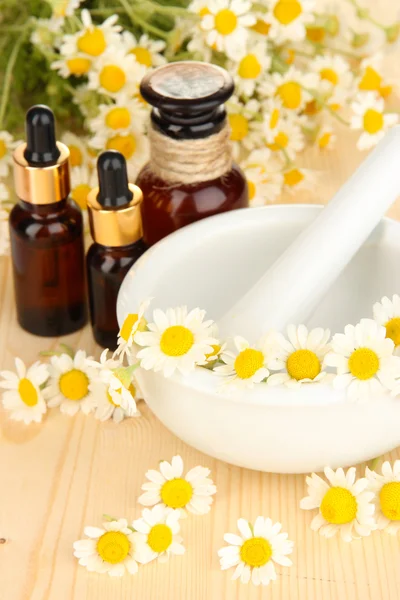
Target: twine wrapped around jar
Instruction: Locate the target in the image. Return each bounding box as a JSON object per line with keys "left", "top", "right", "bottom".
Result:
{"left": 148, "top": 123, "right": 233, "bottom": 184}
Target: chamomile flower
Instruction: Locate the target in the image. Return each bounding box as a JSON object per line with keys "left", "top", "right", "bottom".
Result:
{"left": 199, "top": 0, "right": 256, "bottom": 60}
{"left": 268, "top": 325, "right": 331, "bottom": 388}
{"left": 61, "top": 132, "right": 89, "bottom": 168}
{"left": 373, "top": 294, "right": 400, "bottom": 350}
{"left": 31, "top": 17, "right": 62, "bottom": 50}
{"left": 73, "top": 518, "right": 141, "bottom": 576}
{"left": 241, "top": 148, "right": 284, "bottom": 204}
{"left": 197, "top": 325, "right": 226, "bottom": 365}
{"left": 0, "top": 131, "right": 19, "bottom": 177}
{"left": 300, "top": 467, "right": 376, "bottom": 542}
{"left": 51, "top": 54, "right": 93, "bottom": 78}
{"left": 88, "top": 97, "right": 148, "bottom": 138}
{"left": 316, "top": 124, "right": 336, "bottom": 150}
{"left": 282, "top": 167, "right": 316, "bottom": 194}
{"left": 351, "top": 92, "right": 398, "bottom": 150}
{"left": 88, "top": 50, "right": 146, "bottom": 99}
{"left": 366, "top": 461, "right": 400, "bottom": 534}
{"left": 138, "top": 455, "right": 216, "bottom": 516}
{"left": 0, "top": 358, "right": 48, "bottom": 424}
{"left": 250, "top": 13, "right": 272, "bottom": 37}
{"left": 48, "top": 0, "right": 82, "bottom": 20}
{"left": 324, "top": 318, "right": 399, "bottom": 402}
{"left": 311, "top": 54, "right": 353, "bottom": 93}
{"left": 121, "top": 31, "right": 166, "bottom": 67}
{"left": 261, "top": 68, "right": 319, "bottom": 112}
{"left": 90, "top": 126, "right": 149, "bottom": 180}
{"left": 265, "top": 117, "right": 305, "bottom": 161}
{"left": 227, "top": 97, "right": 264, "bottom": 159}
{"left": 326, "top": 86, "right": 350, "bottom": 113}
{"left": 267, "top": 0, "right": 315, "bottom": 44}
{"left": 135, "top": 306, "right": 217, "bottom": 377}
{"left": 70, "top": 166, "right": 97, "bottom": 212}
{"left": 45, "top": 350, "right": 100, "bottom": 416}
{"left": 94, "top": 379, "right": 139, "bottom": 423}
{"left": 218, "top": 517, "right": 294, "bottom": 586}
{"left": 114, "top": 299, "right": 152, "bottom": 362}
{"left": 132, "top": 505, "right": 185, "bottom": 564}
{"left": 60, "top": 9, "right": 121, "bottom": 59}
{"left": 214, "top": 336, "right": 272, "bottom": 390}
{"left": 357, "top": 53, "right": 393, "bottom": 98}
{"left": 231, "top": 41, "right": 271, "bottom": 96}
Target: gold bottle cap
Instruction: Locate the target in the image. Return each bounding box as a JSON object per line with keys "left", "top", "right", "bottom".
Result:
{"left": 13, "top": 142, "right": 70, "bottom": 205}
{"left": 87, "top": 184, "right": 143, "bottom": 247}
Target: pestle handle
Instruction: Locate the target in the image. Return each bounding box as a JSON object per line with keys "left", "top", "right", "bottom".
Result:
{"left": 217, "top": 126, "right": 400, "bottom": 341}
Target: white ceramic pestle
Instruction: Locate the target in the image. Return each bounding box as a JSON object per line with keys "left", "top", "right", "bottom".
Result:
{"left": 217, "top": 126, "right": 400, "bottom": 340}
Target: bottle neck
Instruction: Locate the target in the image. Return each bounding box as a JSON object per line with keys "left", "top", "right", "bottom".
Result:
{"left": 151, "top": 105, "right": 227, "bottom": 140}
{"left": 19, "top": 197, "right": 68, "bottom": 216}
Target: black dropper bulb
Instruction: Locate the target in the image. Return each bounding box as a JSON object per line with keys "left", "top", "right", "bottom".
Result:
{"left": 24, "top": 105, "right": 61, "bottom": 166}
{"left": 96, "top": 151, "right": 133, "bottom": 209}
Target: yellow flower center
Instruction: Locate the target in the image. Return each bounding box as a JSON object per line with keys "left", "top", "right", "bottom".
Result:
{"left": 106, "top": 134, "right": 137, "bottom": 159}
{"left": 380, "top": 481, "right": 400, "bottom": 520}
{"left": 96, "top": 531, "right": 131, "bottom": 564}
{"left": 247, "top": 180, "right": 256, "bottom": 200}
{"left": 385, "top": 318, "right": 400, "bottom": 346}
{"left": 240, "top": 537, "right": 272, "bottom": 567}
{"left": 120, "top": 313, "right": 139, "bottom": 341}
{"left": 380, "top": 84, "right": 392, "bottom": 99}
{"left": 147, "top": 524, "right": 173, "bottom": 553}
{"left": 251, "top": 19, "right": 271, "bottom": 35}
{"left": 59, "top": 369, "right": 89, "bottom": 401}
{"left": 320, "top": 67, "right": 338, "bottom": 86}
{"left": 269, "top": 131, "right": 289, "bottom": 151}
{"left": 66, "top": 57, "right": 92, "bottom": 76}
{"left": 77, "top": 28, "right": 106, "bottom": 57}
{"left": 18, "top": 378, "right": 38, "bottom": 407}
{"left": 199, "top": 7, "right": 210, "bottom": 17}
{"left": 100, "top": 65, "right": 126, "bottom": 93}
{"left": 71, "top": 183, "right": 91, "bottom": 210}
{"left": 105, "top": 107, "right": 131, "bottom": 130}
{"left": 277, "top": 81, "right": 302, "bottom": 109}
{"left": 304, "top": 99, "right": 320, "bottom": 115}
{"left": 273, "top": 0, "right": 302, "bottom": 25}
{"left": 214, "top": 9, "right": 238, "bottom": 35}
{"left": 285, "top": 48, "right": 296, "bottom": 64}
{"left": 0, "top": 140, "right": 7, "bottom": 159}
{"left": 286, "top": 349, "right": 321, "bottom": 381}
{"left": 318, "top": 132, "right": 332, "bottom": 149}
{"left": 228, "top": 114, "right": 249, "bottom": 141}
{"left": 107, "top": 391, "right": 119, "bottom": 407}
{"left": 359, "top": 66, "right": 382, "bottom": 92}
{"left": 160, "top": 325, "right": 194, "bottom": 357}
{"left": 160, "top": 478, "right": 193, "bottom": 508}
{"left": 320, "top": 487, "right": 358, "bottom": 524}
{"left": 130, "top": 46, "right": 152, "bottom": 67}
{"left": 284, "top": 168, "right": 304, "bottom": 187}
{"left": 306, "top": 25, "right": 326, "bottom": 43}
{"left": 328, "top": 102, "right": 341, "bottom": 112}
{"left": 348, "top": 347, "right": 379, "bottom": 380}
{"left": 68, "top": 144, "right": 83, "bottom": 167}
{"left": 363, "top": 108, "right": 384, "bottom": 135}
{"left": 205, "top": 344, "right": 222, "bottom": 360}
{"left": 238, "top": 54, "right": 262, "bottom": 80}
{"left": 269, "top": 108, "right": 280, "bottom": 129}
{"left": 234, "top": 348, "right": 264, "bottom": 379}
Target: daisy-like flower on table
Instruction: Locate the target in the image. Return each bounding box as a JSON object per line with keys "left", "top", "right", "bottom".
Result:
{"left": 132, "top": 505, "right": 185, "bottom": 564}
{"left": 88, "top": 50, "right": 146, "bottom": 99}
{"left": 59, "top": 9, "right": 121, "bottom": 60}
{"left": 249, "top": 12, "right": 272, "bottom": 37}
{"left": 73, "top": 518, "right": 142, "bottom": 576}
{"left": 324, "top": 318, "right": 399, "bottom": 402}
{"left": 366, "top": 460, "right": 400, "bottom": 534}
{"left": 70, "top": 166, "right": 97, "bottom": 213}
{"left": 373, "top": 294, "right": 400, "bottom": 351}
{"left": 227, "top": 97, "right": 264, "bottom": 159}
{"left": 197, "top": 325, "right": 226, "bottom": 366}
{"left": 218, "top": 517, "right": 294, "bottom": 586}
{"left": 265, "top": 117, "right": 305, "bottom": 161}
{"left": 51, "top": 53, "right": 93, "bottom": 79}
{"left": 0, "top": 131, "right": 19, "bottom": 177}
{"left": 0, "top": 358, "right": 48, "bottom": 424}
{"left": 326, "top": 86, "right": 350, "bottom": 113}
{"left": 241, "top": 148, "right": 284, "bottom": 205}
{"left": 268, "top": 325, "right": 331, "bottom": 388}
{"left": 114, "top": 299, "right": 152, "bottom": 362}
{"left": 311, "top": 54, "right": 353, "bottom": 94}
{"left": 351, "top": 92, "right": 398, "bottom": 151}
{"left": 300, "top": 466, "right": 376, "bottom": 542}
{"left": 61, "top": 132, "right": 89, "bottom": 168}
{"left": 199, "top": 0, "right": 256, "bottom": 60}
{"left": 230, "top": 40, "right": 271, "bottom": 96}
{"left": 357, "top": 53, "right": 393, "bottom": 99}
{"left": 261, "top": 67, "right": 319, "bottom": 113}
{"left": 138, "top": 455, "right": 216, "bottom": 516}
{"left": 121, "top": 31, "right": 166, "bottom": 68}
{"left": 214, "top": 336, "right": 272, "bottom": 390}
{"left": 267, "top": 0, "right": 315, "bottom": 44}
{"left": 282, "top": 167, "right": 317, "bottom": 194}
{"left": 45, "top": 350, "right": 100, "bottom": 416}
{"left": 316, "top": 124, "right": 336, "bottom": 150}
{"left": 88, "top": 96, "right": 148, "bottom": 139}
{"left": 135, "top": 306, "right": 218, "bottom": 378}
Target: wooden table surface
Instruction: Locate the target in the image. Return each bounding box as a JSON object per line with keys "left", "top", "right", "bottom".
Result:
{"left": 2, "top": 4, "right": 400, "bottom": 599}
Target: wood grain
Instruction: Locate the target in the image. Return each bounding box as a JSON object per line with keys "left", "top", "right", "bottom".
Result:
{"left": 1, "top": 1, "right": 400, "bottom": 597}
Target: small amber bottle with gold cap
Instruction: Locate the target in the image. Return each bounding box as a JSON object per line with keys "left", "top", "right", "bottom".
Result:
{"left": 10, "top": 105, "right": 87, "bottom": 336}
{"left": 87, "top": 151, "right": 145, "bottom": 350}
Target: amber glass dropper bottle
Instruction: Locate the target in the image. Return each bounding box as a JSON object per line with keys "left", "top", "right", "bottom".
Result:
{"left": 86, "top": 151, "right": 145, "bottom": 350}
{"left": 10, "top": 105, "right": 87, "bottom": 336}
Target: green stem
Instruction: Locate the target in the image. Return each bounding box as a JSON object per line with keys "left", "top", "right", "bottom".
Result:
{"left": 368, "top": 456, "right": 382, "bottom": 471}
{"left": 307, "top": 40, "right": 363, "bottom": 60}
{"left": 139, "top": 0, "right": 193, "bottom": 18}
{"left": 0, "top": 32, "right": 27, "bottom": 129}
{"left": 280, "top": 146, "right": 294, "bottom": 167}
{"left": 303, "top": 87, "right": 350, "bottom": 126}
{"left": 346, "top": 0, "right": 385, "bottom": 30}
{"left": 117, "top": 0, "right": 170, "bottom": 40}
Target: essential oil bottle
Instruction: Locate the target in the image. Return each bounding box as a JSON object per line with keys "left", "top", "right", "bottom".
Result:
{"left": 86, "top": 151, "right": 145, "bottom": 350}
{"left": 136, "top": 61, "right": 249, "bottom": 247}
{"left": 10, "top": 105, "right": 87, "bottom": 336}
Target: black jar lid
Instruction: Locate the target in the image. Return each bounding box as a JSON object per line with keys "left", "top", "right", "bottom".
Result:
{"left": 140, "top": 61, "right": 234, "bottom": 140}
